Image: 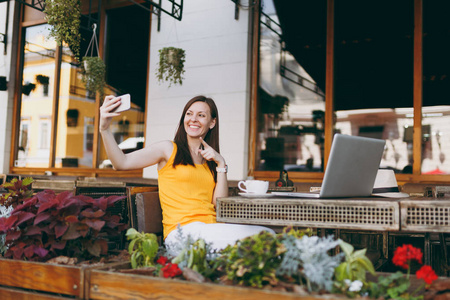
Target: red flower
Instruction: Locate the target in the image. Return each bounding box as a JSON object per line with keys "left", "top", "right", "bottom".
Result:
{"left": 416, "top": 265, "right": 438, "bottom": 285}
{"left": 156, "top": 256, "right": 168, "bottom": 265}
{"left": 161, "top": 263, "right": 182, "bottom": 278}
{"left": 392, "top": 244, "right": 423, "bottom": 269}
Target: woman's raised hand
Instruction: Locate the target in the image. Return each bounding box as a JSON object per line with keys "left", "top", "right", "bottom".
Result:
{"left": 99, "top": 95, "right": 122, "bottom": 132}
{"left": 198, "top": 137, "right": 226, "bottom": 167}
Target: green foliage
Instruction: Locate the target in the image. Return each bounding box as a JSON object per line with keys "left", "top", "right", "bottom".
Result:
{"left": 276, "top": 234, "right": 303, "bottom": 278}
{"left": 282, "top": 226, "right": 314, "bottom": 238}
{"left": 276, "top": 227, "right": 314, "bottom": 278}
{"left": 215, "top": 231, "right": 285, "bottom": 288}
{"left": 156, "top": 47, "right": 186, "bottom": 87}
{"left": 126, "top": 228, "right": 159, "bottom": 269}
{"left": 0, "top": 205, "right": 13, "bottom": 254}
{"left": 172, "top": 238, "right": 209, "bottom": 274}
{"left": 82, "top": 56, "right": 106, "bottom": 98}
{"left": 0, "top": 177, "right": 34, "bottom": 208}
{"left": 334, "top": 241, "right": 375, "bottom": 282}
{"left": 333, "top": 241, "right": 375, "bottom": 297}
{"left": 165, "top": 226, "right": 217, "bottom": 278}
{"left": 44, "top": 0, "right": 81, "bottom": 58}
{"left": 289, "top": 235, "right": 343, "bottom": 292}
{"left": 1, "top": 177, "right": 33, "bottom": 255}
{"left": 367, "top": 271, "right": 421, "bottom": 300}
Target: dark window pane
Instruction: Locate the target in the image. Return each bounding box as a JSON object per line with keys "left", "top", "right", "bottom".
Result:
{"left": 256, "top": 0, "right": 327, "bottom": 172}
{"left": 334, "top": 0, "right": 414, "bottom": 174}
{"left": 422, "top": 1, "right": 450, "bottom": 174}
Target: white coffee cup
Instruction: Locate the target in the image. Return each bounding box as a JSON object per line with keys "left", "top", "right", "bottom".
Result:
{"left": 238, "top": 180, "right": 269, "bottom": 194}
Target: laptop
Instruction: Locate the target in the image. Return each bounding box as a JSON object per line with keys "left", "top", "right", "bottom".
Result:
{"left": 271, "top": 134, "right": 386, "bottom": 198}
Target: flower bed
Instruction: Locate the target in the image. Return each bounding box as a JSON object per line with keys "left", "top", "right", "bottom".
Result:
{"left": 0, "top": 178, "right": 130, "bottom": 298}
{"left": 88, "top": 262, "right": 343, "bottom": 300}
{"left": 0, "top": 257, "right": 126, "bottom": 298}
{"left": 87, "top": 227, "right": 446, "bottom": 300}
{"left": 1, "top": 179, "right": 446, "bottom": 299}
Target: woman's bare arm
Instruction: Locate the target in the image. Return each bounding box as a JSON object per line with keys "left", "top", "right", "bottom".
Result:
{"left": 198, "top": 137, "right": 228, "bottom": 207}
{"left": 99, "top": 95, "right": 172, "bottom": 170}
{"left": 101, "top": 132, "right": 172, "bottom": 170}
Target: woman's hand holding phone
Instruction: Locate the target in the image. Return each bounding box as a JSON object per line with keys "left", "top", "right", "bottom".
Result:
{"left": 99, "top": 94, "right": 131, "bottom": 132}
{"left": 112, "top": 94, "right": 131, "bottom": 112}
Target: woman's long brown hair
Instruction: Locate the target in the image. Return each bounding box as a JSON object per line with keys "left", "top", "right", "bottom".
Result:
{"left": 173, "top": 95, "right": 220, "bottom": 181}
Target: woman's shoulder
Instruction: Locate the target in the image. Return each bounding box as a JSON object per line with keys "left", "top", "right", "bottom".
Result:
{"left": 148, "top": 140, "right": 175, "bottom": 168}
{"left": 155, "top": 140, "right": 175, "bottom": 156}
{"left": 158, "top": 140, "right": 177, "bottom": 160}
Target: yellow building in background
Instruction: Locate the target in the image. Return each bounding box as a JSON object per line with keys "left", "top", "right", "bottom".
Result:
{"left": 17, "top": 25, "right": 144, "bottom": 169}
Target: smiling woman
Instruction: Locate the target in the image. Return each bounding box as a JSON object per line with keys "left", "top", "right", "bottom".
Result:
{"left": 99, "top": 95, "right": 275, "bottom": 254}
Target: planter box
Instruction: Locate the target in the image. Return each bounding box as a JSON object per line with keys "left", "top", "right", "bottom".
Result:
{"left": 0, "top": 258, "right": 123, "bottom": 298}
{"left": 88, "top": 263, "right": 342, "bottom": 300}
{"left": 0, "top": 286, "right": 65, "bottom": 300}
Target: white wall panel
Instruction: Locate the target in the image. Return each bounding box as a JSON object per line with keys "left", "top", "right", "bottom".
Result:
{"left": 0, "top": 1, "right": 16, "bottom": 173}
{"left": 144, "top": 0, "right": 252, "bottom": 180}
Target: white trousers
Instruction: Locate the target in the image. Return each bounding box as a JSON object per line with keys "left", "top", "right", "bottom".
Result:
{"left": 165, "top": 221, "right": 275, "bottom": 253}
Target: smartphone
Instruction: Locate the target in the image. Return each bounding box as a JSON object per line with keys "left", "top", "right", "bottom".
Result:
{"left": 112, "top": 94, "right": 131, "bottom": 112}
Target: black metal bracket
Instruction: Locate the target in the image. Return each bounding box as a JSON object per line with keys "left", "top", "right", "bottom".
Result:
{"left": 14, "top": 0, "right": 100, "bottom": 36}
{"left": 230, "top": 0, "right": 258, "bottom": 20}
{"left": 280, "top": 49, "right": 325, "bottom": 97}
{"left": 1, "top": 0, "right": 9, "bottom": 55}
{"left": 81, "top": 0, "right": 101, "bottom": 33}
{"left": 259, "top": 11, "right": 324, "bottom": 98}
{"left": 14, "top": 0, "right": 45, "bottom": 11}
{"left": 229, "top": 0, "right": 240, "bottom": 20}
{"left": 261, "top": 11, "right": 282, "bottom": 39}
{"left": 127, "top": 0, "right": 183, "bottom": 31}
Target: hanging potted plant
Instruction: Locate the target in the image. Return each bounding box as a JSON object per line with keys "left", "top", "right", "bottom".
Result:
{"left": 36, "top": 74, "right": 50, "bottom": 95}
{"left": 44, "top": 0, "right": 81, "bottom": 58}
{"left": 22, "top": 82, "right": 36, "bottom": 96}
{"left": 35, "top": 74, "right": 50, "bottom": 85}
{"left": 81, "top": 56, "right": 106, "bottom": 98}
{"left": 156, "top": 47, "right": 186, "bottom": 87}
{"left": 81, "top": 24, "right": 105, "bottom": 98}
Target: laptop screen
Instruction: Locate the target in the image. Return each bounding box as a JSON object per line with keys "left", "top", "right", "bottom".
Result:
{"left": 319, "top": 134, "right": 386, "bottom": 198}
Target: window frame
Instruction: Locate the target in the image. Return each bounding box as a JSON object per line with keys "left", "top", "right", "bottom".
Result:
{"left": 38, "top": 118, "right": 51, "bottom": 150}
{"left": 9, "top": 1, "right": 148, "bottom": 178}
{"left": 251, "top": 0, "right": 450, "bottom": 183}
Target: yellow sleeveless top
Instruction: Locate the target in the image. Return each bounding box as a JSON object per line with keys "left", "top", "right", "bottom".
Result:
{"left": 158, "top": 142, "right": 216, "bottom": 239}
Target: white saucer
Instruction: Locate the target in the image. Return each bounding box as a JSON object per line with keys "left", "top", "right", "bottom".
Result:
{"left": 238, "top": 192, "right": 274, "bottom": 198}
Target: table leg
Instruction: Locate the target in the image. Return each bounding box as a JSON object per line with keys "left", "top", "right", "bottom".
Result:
{"left": 439, "top": 233, "right": 449, "bottom": 276}
{"left": 335, "top": 229, "right": 341, "bottom": 255}
{"left": 382, "top": 232, "right": 389, "bottom": 260}
{"left": 424, "top": 232, "right": 431, "bottom": 265}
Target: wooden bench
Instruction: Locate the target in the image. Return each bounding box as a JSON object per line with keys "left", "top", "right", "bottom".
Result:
{"left": 135, "top": 192, "right": 163, "bottom": 239}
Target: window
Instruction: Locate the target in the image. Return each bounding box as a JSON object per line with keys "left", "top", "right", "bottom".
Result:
{"left": 18, "top": 120, "right": 30, "bottom": 151}
{"left": 256, "top": 0, "right": 326, "bottom": 173}
{"left": 98, "top": 4, "right": 149, "bottom": 169}
{"left": 84, "top": 117, "right": 94, "bottom": 152}
{"left": 16, "top": 120, "right": 30, "bottom": 167}
{"left": 421, "top": 1, "right": 450, "bottom": 175}
{"left": 334, "top": 0, "right": 414, "bottom": 174}
{"left": 13, "top": 2, "right": 149, "bottom": 175}
{"left": 16, "top": 24, "right": 56, "bottom": 168}
{"left": 254, "top": 0, "right": 450, "bottom": 179}
{"left": 38, "top": 119, "right": 51, "bottom": 150}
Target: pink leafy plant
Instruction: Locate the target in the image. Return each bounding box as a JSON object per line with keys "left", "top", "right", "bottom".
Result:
{"left": 0, "top": 190, "right": 127, "bottom": 261}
